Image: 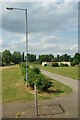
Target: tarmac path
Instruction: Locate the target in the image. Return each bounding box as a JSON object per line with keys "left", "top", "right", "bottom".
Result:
{"left": 40, "top": 69, "right": 79, "bottom": 118}
{"left": 2, "top": 69, "right": 79, "bottom": 118}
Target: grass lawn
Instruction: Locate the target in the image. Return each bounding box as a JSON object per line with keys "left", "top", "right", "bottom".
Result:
{"left": 0, "top": 68, "right": 2, "bottom": 102}
{"left": 40, "top": 66, "right": 79, "bottom": 80}
{"left": 2, "top": 65, "right": 72, "bottom": 103}
{"left": 29, "top": 63, "right": 79, "bottom": 80}
{"left": 2, "top": 65, "right": 34, "bottom": 102}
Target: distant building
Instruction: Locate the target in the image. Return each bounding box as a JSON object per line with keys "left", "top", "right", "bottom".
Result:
{"left": 42, "top": 61, "right": 71, "bottom": 66}
{"left": 42, "top": 62, "right": 47, "bottom": 66}
{"left": 58, "top": 62, "right": 71, "bottom": 66}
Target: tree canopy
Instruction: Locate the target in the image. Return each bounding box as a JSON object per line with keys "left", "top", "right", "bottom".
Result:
{"left": 2, "top": 50, "right": 12, "bottom": 65}
{"left": 1, "top": 49, "right": 80, "bottom": 66}
{"left": 38, "top": 54, "right": 54, "bottom": 63}
{"left": 12, "top": 52, "right": 22, "bottom": 64}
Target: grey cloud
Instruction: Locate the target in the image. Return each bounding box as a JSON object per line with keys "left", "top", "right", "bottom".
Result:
{"left": 2, "top": 2, "right": 77, "bottom": 34}
{"left": 1, "top": 2, "right": 78, "bottom": 56}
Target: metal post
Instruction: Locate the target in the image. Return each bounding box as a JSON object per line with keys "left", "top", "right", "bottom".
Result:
{"left": 34, "top": 84, "right": 38, "bottom": 116}
{"left": 6, "top": 7, "right": 28, "bottom": 87}
{"left": 25, "top": 9, "right": 28, "bottom": 87}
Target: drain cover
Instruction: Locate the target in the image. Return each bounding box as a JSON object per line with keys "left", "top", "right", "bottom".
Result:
{"left": 39, "top": 104, "right": 64, "bottom": 116}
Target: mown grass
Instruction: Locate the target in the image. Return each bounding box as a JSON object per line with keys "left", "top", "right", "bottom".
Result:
{"left": 41, "top": 66, "right": 79, "bottom": 80}
{"left": 2, "top": 65, "right": 72, "bottom": 103}
{"left": 28, "top": 63, "right": 79, "bottom": 80}
{"left": 2, "top": 65, "right": 34, "bottom": 102}
{"left": 0, "top": 68, "right": 2, "bottom": 102}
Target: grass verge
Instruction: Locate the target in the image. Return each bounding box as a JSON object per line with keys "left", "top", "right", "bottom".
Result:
{"left": 29, "top": 63, "right": 79, "bottom": 80}
{"left": 41, "top": 66, "right": 79, "bottom": 80}
{"left": 2, "top": 65, "right": 72, "bottom": 103}
{"left": 38, "top": 75, "right": 72, "bottom": 100}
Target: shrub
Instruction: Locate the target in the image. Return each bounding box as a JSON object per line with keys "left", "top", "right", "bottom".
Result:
{"left": 44, "top": 64, "right": 47, "bottom": 66}
{"left": 37, "top": 74, "right": 52, "bottom": 92}
{"left": 60, "top": 63, "right": 64, "bottom": 67}
{"left": 20, "top": 62, "right": 29, "bottom": 68}
{"left": 60, "top": 63, "right": 68, "bottom": 67}
{"left": 28, "top": 69, "right": 36, "bottom": 88}
{"left": 20, "top": 65, "right": 52, "bottom": 92}
{"left": 0, "top": 62, "right": 5, "bottom": 66}
{"left": 22, "top": 67, "right": 26, "bottom": 77}
{"left": 32, "top": 67, "right": 40, "bottom": 74}
{"left": 71, "top": 62, "right": 75, "bottom": 67}
{"left": 20, "top": 63, "right": 29, "bottom": 81}
{"left": 64, "top": 64, "right": 68, "bottom": 67}
{"left": 52, "top": 62, "right": 58, "bottom": 67}
{"left": 28, "top": 67, "right": 52, "bottom": 92}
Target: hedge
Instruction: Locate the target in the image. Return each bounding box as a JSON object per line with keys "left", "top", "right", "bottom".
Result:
{"left": 20, "top": 64, "right": 52, "bottom": 92}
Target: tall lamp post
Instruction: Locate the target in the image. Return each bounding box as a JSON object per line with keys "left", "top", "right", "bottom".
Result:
{"left": 6, "top": 7, "right": 28, "bottom": 86}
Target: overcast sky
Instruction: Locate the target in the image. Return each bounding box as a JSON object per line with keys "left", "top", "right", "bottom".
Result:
{"left": 0, "top": 1, "right": 78, "bottom": 56}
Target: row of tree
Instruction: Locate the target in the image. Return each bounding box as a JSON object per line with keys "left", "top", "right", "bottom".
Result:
{"left": 0, "top": 50, "right": 36, "bottom": 66}
{"left": 38, "top": 53, "right": 80, "bottom": 65}
{"left": 0, "top": 49, "right": 80, "bottom": 66}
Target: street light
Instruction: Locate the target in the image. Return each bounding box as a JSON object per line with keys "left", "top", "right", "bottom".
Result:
{"left": 6, "top": 7, "right": 28, "bottom": 86}
{"left": 6, "top": 7, "right": 39, "bottom": 117}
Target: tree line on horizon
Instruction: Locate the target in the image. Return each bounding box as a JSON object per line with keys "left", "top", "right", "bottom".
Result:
{"left": 0, "top": 49, "right": 80, "bottom": 66}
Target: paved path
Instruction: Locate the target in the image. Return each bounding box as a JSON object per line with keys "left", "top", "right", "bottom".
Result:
{"left": 40, "top": 69, "right": 79, "bottom": 118}
{"left": 2, "top": 69, "right": 79, "bottom": 118}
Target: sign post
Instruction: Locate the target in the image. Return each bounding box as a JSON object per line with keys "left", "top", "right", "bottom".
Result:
{"left": 34, "top": 84, "right": 38, "bottom": 116}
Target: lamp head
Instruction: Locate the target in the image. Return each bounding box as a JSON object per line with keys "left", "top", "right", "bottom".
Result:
{"left": 6, "top": 7, "right": 13, "bottom": 10}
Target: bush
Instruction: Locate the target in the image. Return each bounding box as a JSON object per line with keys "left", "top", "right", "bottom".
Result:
{"left": 71, "top": 62, "right": 75, "bottom": 67}
{"left": 20, "top": 65, "right": 52, "bottom": 92}
{"left": 32, "top": 67, "right": 40, "bottom": 74}
{"left": 28, "top": 67, "right": 52, "bottom": 92}
{"left": 44, "top": 64, "right": 47, "bottom": 66}
{"left": 22, "top": 67, "right": 26, "bottom": 77}
{"left": 60, "top": 63, "right": 64, "bottom": 67}
{"left": 28, "top": 69, "right": 36, "bottom": 88}
{"left": 37, "top": 74, "right": 52, "bottom": 92}
{"left": 20, "top": 63, "right": 29, "bottom": 81}
{"left": 19, "top": 62, "right": 29, "bottom": 68}
{"left": 0, "top": 62, "right": 5, "bottom": 66}
{"left": 64, "top": 64, "right": 68, "bottom": 67}
{"left": 60, "top": 63, "right": 68, "bottom": 67}
{"left": 52, "top": 62, "right": 58, "bottom": 67}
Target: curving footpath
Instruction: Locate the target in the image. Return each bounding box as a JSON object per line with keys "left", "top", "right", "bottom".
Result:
{"left": 2, "top": 69, "right": 79, "bottom": 118}
{"left": 40, "top": 69, "right": 79, "bottom": 118}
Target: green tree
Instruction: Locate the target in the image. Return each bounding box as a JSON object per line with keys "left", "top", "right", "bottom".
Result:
{"left": 60, "top": 54, "right": 70, "bottom": 62}
{"left": 2, "top": 49, "right": 12, "bottom": 65}
{"left": 0, "top": 52, "right": 2, "bottom": 66}
{"left": 30, "top": 54, "right": 36, "bottom": 62}
{"left": 12, "top": 52, "right": 21, "bottom": 64}
{"left": 73, "top": 53, "right": 80, "bottom": 65}
{"left": 53, "top": 57, "right": 58, "bottom": 62}
{"left": 57, "top": 54, "right": 60, "bottom": 62}
{"left": 27, "top": 53, "right": 36, "bottom": 62}
{"left": 48, "top": 54, "right": 54, "bottom": 62}
{"left": 38, "top": 55, "right": 46, "bottom": 63}
{"left": 38, "top": 54, "right": 54, "bottom": 63}
{"left": 22, "top": 52, "right": 25, "bottom": 62}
